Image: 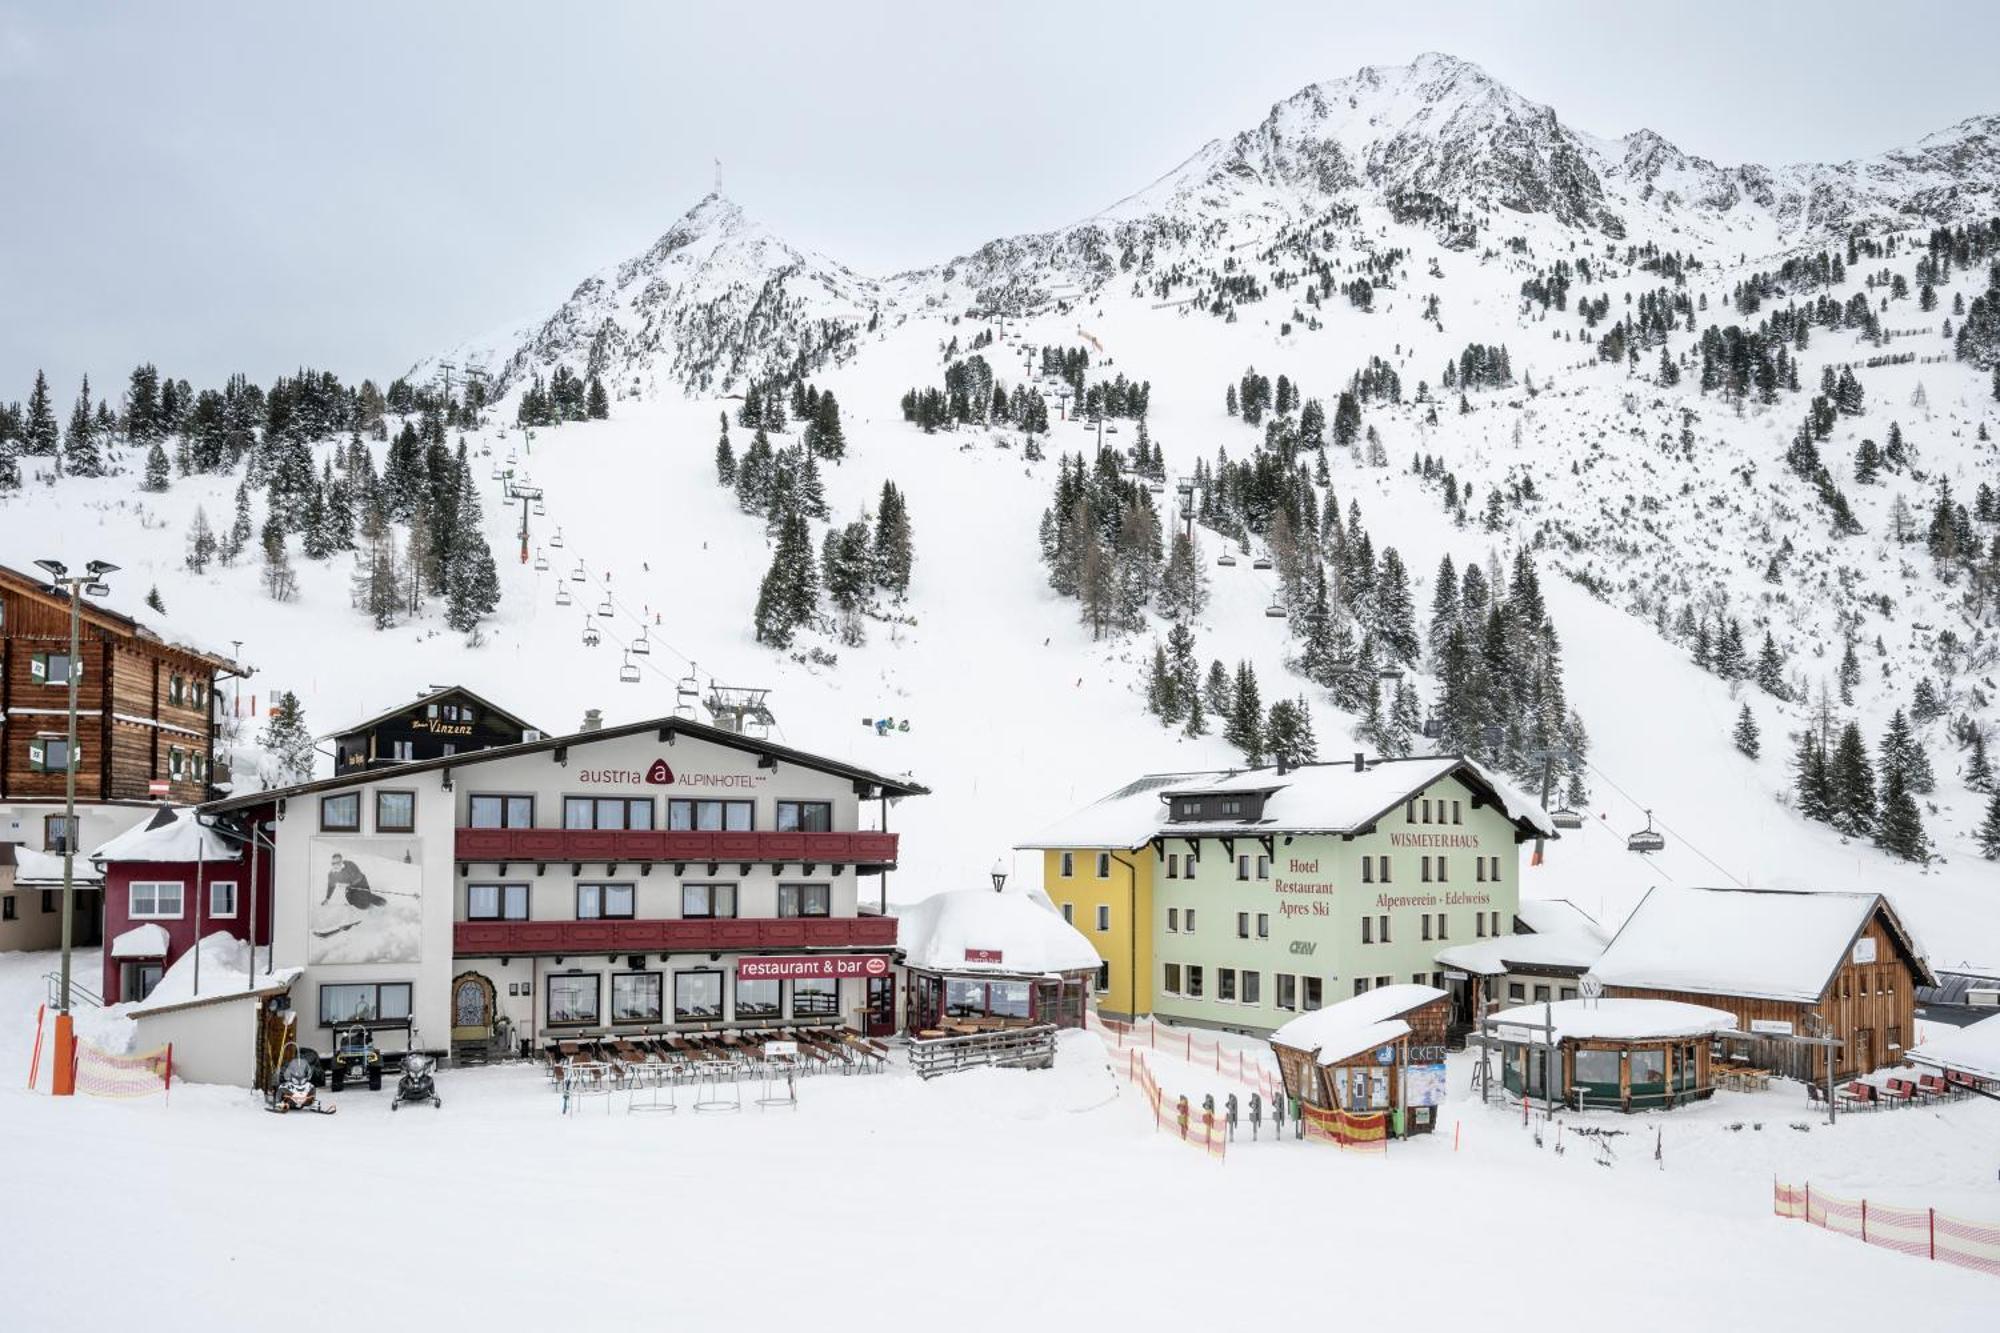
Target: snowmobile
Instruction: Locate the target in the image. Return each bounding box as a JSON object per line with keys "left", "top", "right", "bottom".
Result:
{"left": 268, "top": 1055, "right": 336, "bottom": 1115}
{"left": 391, "top": 1047, "right": 442, "bottom": 1111}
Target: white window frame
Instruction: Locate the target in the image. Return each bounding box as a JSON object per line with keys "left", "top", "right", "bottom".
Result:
{"left": 208, "top": 880, "right": 239, "bottom": 919}
{"left": 1095, "top": 852, "right": 1111, "bottom": 879}
{"left": 1060, "top": 851, "right": 1074, "bottom": 878}
{"left": 130, "top": 880, "right": 185, "bottom": 920}
{"left": 1095, "top": 904, "right": 1110, "bottom": 932}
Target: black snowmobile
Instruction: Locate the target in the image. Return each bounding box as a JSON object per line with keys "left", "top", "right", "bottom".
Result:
{"left": 391, "top": 1047, "right": 442, "bottom": 1111}
{"left": 268, "top": 1053, "right": 336, "bottom": 1115}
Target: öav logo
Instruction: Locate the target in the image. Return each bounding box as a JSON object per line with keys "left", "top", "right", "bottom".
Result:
{"left": 644, "top": 759, "right": 674, "bottom": 786}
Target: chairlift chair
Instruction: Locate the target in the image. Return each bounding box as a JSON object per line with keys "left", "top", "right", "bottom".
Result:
{"left": 1551, "top": 807, "right": 1584, "bottom": 831}
{"left": 596, "top": 599, "right": 613, "bottom": 618}
{"left": 1626, "top": 810, "right": 1665, "bottom": 854}
{"left": 618, "top": 652, "right": 641, "bottom": 684}
{"left": 630, "top": 628, "right": 651, "bottom": 655}
{"left": 1264, "top": 603, "right": 1286, "bottom": 619}
{"left": 533, "top": 500, "right": 546, "bottom": 516}
{"left": 581, "top": 616, "right": 600, "bottom": 648}
{"left": 570, "top": 563, "right": 586, "bottom": 583}
{"left": 675, "top": 668, "right": 700, "bottom": 719}
{"left": 555, "top": 585, "right": 572, "bottom": 607}
{"left": 1217, "top": 554, "right": 1237, "bottom": 567}
{"left": 1252, "top": 557, "right": 1273, "bottom": 571}
{"left": 533, "top": 552, "right": 549, "bottom": 572}
{"left": 550, "top": 529, "right": 565, "bottom": 549}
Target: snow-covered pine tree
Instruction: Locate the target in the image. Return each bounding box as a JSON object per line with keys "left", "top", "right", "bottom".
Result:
{"left": 142, "top": 441, "right": 170, "bottom": 492}
{"left": 1793, "top": 731, "right": 1833, "bottom": 822}
{"left": 1733, "top": 704, "right": 1760, "bottom": 758}
{"left": 1878, "top": 709, "right": 1934, "bottom": 795}
{"left": 0, "top": 432, "right": 23, "bottom": 490}
{"left": 586, "top": 375, "right": 608, "bottom": 419}
{"left": 145, "top": 585, "right": 165, "bottom": 614}
{"left": 1146, "top": 642, "right": 1180, "bottom": 725}
{"left": 62, "top": 374, "right": 103, "bottom": 476}
{"left": 1158, "top": 529, "right": 1207, "bottom": 620}
{"left": 1874, "top": 767, "right": 1928, "bottom": 862}
{"left": 1755, "top": 632, "right": 1788, "bottom": 699}
{"left": 822, "top": 517, "right": 873, "bottom": 616}
{"left": 715, "top": 431, "right": 736, "bottom": 486}
{"left": 812, "top": 390, "right": 845, "bottom": 461}
{"left": 185, "top": 507, "right": 217, "bottom": 572}
{"left": 1977, "top": 789, "right": 2000, "bottom": 860}
{"left": 261, "top": 524, "right": 298, "bottom": 603}
{"left": 1204, "top": 659, "right": 1232, "bottom": 719}
{"left": 1830, "top": 722, "right": 1876, "bottom": 836}
{"left": 1266, "top": 697, "right": 1316, "bottom": 765}
{"left": 874, "top": 481, "right": 913, "bottom": 596}
{"left": 259, "top": 690, "right": 317, "bottom": 785}
{"left": 1226, "top": 661, "right": 1264, "bottom": 765}
{"left": 24, "top": 369, "right": 59, "bottom": 455}
{"left": 1966, "top": 731, "right": 1993, "bottom": 794}
{"left": 1372, "top": 547, "right": 1419, "bottom": 666}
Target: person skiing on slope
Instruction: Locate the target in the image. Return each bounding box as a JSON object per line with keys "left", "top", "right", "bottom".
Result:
{"left": 315, "top": 852, "right": 390, "bottom": 939}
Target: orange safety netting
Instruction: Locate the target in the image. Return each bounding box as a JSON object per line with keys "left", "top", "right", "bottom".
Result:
{"left": 1105, "top": 1042, "right": 1225, "bottom": 1161}
{"left": 1775, "top": 1180, "right": 2000, "bottom": 1278}
{"left": 73, "top": 1039, "right": 172, "bottom": 1100}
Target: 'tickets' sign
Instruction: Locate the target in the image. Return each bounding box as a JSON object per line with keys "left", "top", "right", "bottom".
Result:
{"left": 964, "top": 948, "right": 1004, "bottom": 964}
{"left": 736, "top": 955, "right": 891, "bottom": 981}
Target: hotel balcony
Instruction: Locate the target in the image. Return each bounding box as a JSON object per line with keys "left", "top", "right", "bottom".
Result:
{"left": 452, "top": 828, "right": 899, "bottom": 873}
{"left": 452, "top": 914, "right": 900, "bottom": 957}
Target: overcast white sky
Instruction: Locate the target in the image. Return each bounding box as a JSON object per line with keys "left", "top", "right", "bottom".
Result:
{"left": 4, "top": 1, "right": 1996, "bottom": 397}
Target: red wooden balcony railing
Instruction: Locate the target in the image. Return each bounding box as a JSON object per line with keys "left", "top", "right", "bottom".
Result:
{"left": 452, "top": 914, "right": 900, "bottom": 956}
{"left": 453, "top": 828, "right": 898, "bottom": 867}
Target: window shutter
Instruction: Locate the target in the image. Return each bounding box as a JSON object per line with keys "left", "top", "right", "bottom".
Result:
{"left": 30, "top": 656, "right": 46, "bottom": 682}
{"left": 28, "top": 742, "right": 44, "bottom": 767}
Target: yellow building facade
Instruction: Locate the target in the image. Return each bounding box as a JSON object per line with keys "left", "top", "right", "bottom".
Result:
{"left": 1039, "top": 846, "right": 1153, "bottom": 1020}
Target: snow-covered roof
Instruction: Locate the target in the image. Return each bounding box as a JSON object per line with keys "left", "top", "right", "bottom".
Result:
{"left": 8, "top": 846, "right": 102, "bottom": 885}
{"left": 1906, "top": 1014, "right": 2000, "bottom": 1083}
{"left": 111, "top": 923, "right": 171, "bottom": 959}
{"left": 1019, "top": 755, "right": 1554, "bottom": 849}
{"left": 1436, "top": 929, "right": 1604, "bottom": 977}
{"left": 1489, "top": 998, "right": 1738, "bottom": 1044}
{"left": 894, "top": 888, "right": 1102, "bottom": 976}
{"left": 89, "top": 806, "right": 242, "bottom": 866}
{"left": 128, "top": 932, "right": 300, "bottom": 1015}
{"left": 1515, "top": 898, "right": 1609, "bottom": 942}
{"left": 1269, "top": 984, "right": 1446, "bottom": 1065}
{"left": 1589, "top": 886, "right": 1931, "bottom": 1004}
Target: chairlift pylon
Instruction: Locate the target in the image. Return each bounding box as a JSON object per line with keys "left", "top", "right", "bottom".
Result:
{"left": 1626, "top": 809, "right": 1665, "bottom": 854}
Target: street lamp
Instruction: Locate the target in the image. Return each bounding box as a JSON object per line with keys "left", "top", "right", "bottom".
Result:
{"left": 990, "top": 857, "right": 1009, "bottom": 894}
{"left": 35, "top": 557, "right": 117, "bottom": 1097}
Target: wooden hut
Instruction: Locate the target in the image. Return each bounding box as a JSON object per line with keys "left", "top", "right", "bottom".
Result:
{"left": 1268, "top": 984, "right": 1450, "bottom": 1135}
{"left": 1488, "top": 998, "right": 1737, "bottom": 1112}
{"left": 1589, "top": 887, "right": 1933, "bottom": 1080}
{"left": 896, "top": 888, "right": 1101, "bottom": 1036}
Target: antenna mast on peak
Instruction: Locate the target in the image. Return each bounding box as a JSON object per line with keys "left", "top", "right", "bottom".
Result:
{"left": 713, "top": 157, "right": 723, "bottom": 196}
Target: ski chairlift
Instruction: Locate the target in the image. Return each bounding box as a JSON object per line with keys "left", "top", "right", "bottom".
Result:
{"left": 596, "top": 598, "right": 614, "bottom": 618}
{"left": 489, "top": 465, "right": 504, "bottom": 480}
{"left": 550, "top": 528, "right": 565, "bottom": 549}
{"left": 1420, "top": 712, "right": 1442, "bottom": 740}
{"left": 533, "top": 552, "right": 549, "bottom": 572}
{"left": 1550, "top": 807, "right": 1585, "bottom": 831}
{"left": 581, "top": 616, "right": 600, "bottom": 648}
{"left": 1148, "top": 481, "right": 1166, "bottom": 495}
{"left": 505, "top": 450, "right": 518, "bottom": 464}
{"left": 674, "top": 667, "right": 700, "bottom": 719}
{"left": 618, "top": 652, "right": 641, "bottom": 684}
{"left": 533, "top": 499, "right": 546, "bottom": 516}
{"left": 1626, "top": 810, "right": 1665, "bottom": 854}
{"left": 1217, "top": 553, "right": 1237, "bottom": 567}
{"left": 629, "top": 627, "right": 651, "bottom": 655}
{"left": 570, "top": 563, "right": 586, "bottom": 583}
{"left": 1252, "top": 556, "right": 1273, "bottom": 571}
{"left": 555, "top": 585, "right": 572, "bottom": 607}
{"left": 1264, "top": 602, "right": 1286, "bottom": 619}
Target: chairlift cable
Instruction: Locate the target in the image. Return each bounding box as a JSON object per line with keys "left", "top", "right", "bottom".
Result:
{"left": 1580, "top": 758, "right": 1745, "bottom": 888}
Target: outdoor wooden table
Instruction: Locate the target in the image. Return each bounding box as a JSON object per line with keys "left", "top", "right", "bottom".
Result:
{"left": 918, "top": 1029, "right": 945, "bottom": 1039}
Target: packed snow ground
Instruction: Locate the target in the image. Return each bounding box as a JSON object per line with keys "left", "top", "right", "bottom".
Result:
{"left": 1, "top": 949, "right": 1993, "bottom": 1330}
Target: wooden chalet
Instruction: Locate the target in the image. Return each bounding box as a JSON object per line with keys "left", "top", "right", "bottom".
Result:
{"left": 330, "top": 685, "right": 541, "bottom": 772}
{"left": 1269, "top": 983, "right": 1451, "bottom": 1135}
{"left": 0, "top": 562, "right": 243, "bottom": 817}
{"left": 1589, "top": 887, "right": 1933, "bottom": 1080}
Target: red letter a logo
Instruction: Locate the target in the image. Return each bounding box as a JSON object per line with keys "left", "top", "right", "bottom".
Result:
{"left": 645, "top": 759, "right": 673, "bottom": 785}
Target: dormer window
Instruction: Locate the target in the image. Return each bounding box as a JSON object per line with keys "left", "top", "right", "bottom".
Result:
{"left": 1219, "top": 799, "right": 1241, "bottom": 816}
{"left": 1175, "top": 800, "right": 1198, "bottom": 819}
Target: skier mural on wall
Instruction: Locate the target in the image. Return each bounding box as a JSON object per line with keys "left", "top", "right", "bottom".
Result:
{"left": 308, "top": 839, "right": 424, "bottom": 964}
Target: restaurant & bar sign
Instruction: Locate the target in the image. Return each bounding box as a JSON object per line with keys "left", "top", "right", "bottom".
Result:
{"left": 736, "top": 955, "right": 892, "bottom": 980}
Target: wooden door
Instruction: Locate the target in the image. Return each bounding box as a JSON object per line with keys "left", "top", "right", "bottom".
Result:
{"left": 451, "top": 971, "right": 496, "bottom": 1042}
{"left": 1853, "top": 1027, "right": 1874, "bottom": 1074}
{"left": 865, "top": 977, "right": 895, "bottom": 1037}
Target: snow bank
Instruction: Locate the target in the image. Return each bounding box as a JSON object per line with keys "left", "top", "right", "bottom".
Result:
{"left": 1906, "top": 1013, "right": 2000, "bottom": 1083}
{"left": 129, "top": 931, "right": 299, "bottom": 1013}
{"left": 1489, "top": 997, "right": 1738, "bottom": 1044}
{"left": 895, "top": 888, "right": 1100, "bottom": 974}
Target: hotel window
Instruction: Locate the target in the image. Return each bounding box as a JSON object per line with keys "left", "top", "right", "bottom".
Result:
{"left": 576, "top": 883, "right": 635, "bottom": 919}
{"left": 1166, "top": 907, "right": 1179, "bottom": 932}
{"left": 546, "top": 974, "right": 599, "bottom": 1026}
{"left": 1453, "top": 801, "right": 1463, "bottom": 824}
{"left": 0, "top": 899, "right": 12, "bottom": 922}
{"left": 208, "top": 880, "right": 238, "bottom": 918}
{"left": 1166, "top": 853, "right": 1179, "bottom": 879}
{"left": 1237, "top": 912, "right": 1249, "bottom": 939}
{"left": 28, "top": 737, "right": 78, "bottom": 773}
{"left": 1186, "top": 966, "right": 1204, "bottom": 998}
{"left": 1095, "top": 853, "right": 1111, "bottom": 878}
{"left": 674, "top": 971, "right": 725, "bottom": 1022}
{"left": 1362, "top": 860, "right": 1373, "bottom": 884}
{"left": 1184, "top": 908, "right": 1196, "bottom": 933}
{"left": 1422, "top": 798, "right": 1432, "bottom": 823}
{"left": 774, "top": 800, "right": 833, "bottom": 832}
{"left": 44, "top": 815, "right": 74, "bottom": 853}
{"left": 319, "top": 793, "right": 361, "bottom": 833}
{"left": 1490, "top": 911, "right": 1502, "bottom": 936}
{"left": 681, "top": 883, "right": 737, "bottom": 919}
{"left": 1184, "top": 856, "right": 1197, "bottom": 882}
{"left": 1241, "top": 971, "right": 1261, "bottom": 1005}
{"left": 611, "top": 973, "right": 664, "bottom": 1025}
{"left": 1378, "top": 856, "right": 1391, "bottom": 883}
{"left": 1560, "top": 988, "right": 1578, "bottom": 1002}
{"left": 1375, "top": 975, "right": 1391, "bottom": 990}
{"left": 1491, "top": 857, "right": 1501, "bottom": 879}
{"left": 1094, "top": 963, "right": 1110, "bottom": 993}
{"left": 1255, "top": 855, "right": 1269, "bottom": 878}
{"left": 375, "top": 789, "right": 416, "bottom": 834}
{"left": 1236, "top": 854, "right": 1250, "bottom": 881}
{"left": 1422, "top": 915, "right": 1433, "bottom": 941}
{"left": 1437, "top": 859, "right": 1448, "bottom": 883}
{"left": 468, "top": 883, "right": 529, "bottom": 920}
{"left": 168, "top": 673, "right": 186, "bottom": 706}
{"left": 1163, "top": 964, "right": 1182, "bottom": 995}
{"left": 735, "top": 977, "right": 781, "bottom": 1019}
{"left": 31, "top": 652, "right": 79, "bottom": 686}
{"left": 1060, "top": 852, "right": 1074, "bottom": 878}
{"left": 1421, "top": 857, "right": 1432, "bottom": 884}
{"left": 1303, "top": 977, "right": 1323, "bottom": 1010}
{"left": 1220, "top": 799, "right": 1241, "bottom": 816}
{"left": 1061, "top": 903, "right": 1074, "bottom": 924}
{"left": 1508, "top": 982, "right": 1526, "bottom": 1001}
{"left": 391, "top": 741, "right": 415, "bottom": 762}
{"left": 168, "top": 747, "right": 186, "bottom": 781}
{"left": 320, "top": 981, "right": 413, "bottom": 1027}
{"left": 792, "top": 977, "right": 840, "bottom": 1019}
{"left": 668, "top": 798, "right": 752, "bottom": 831}
{"left": 778, "top": 883, "right": 832, "bottom": 918}
{"left": 468, "top": 794, "right": 534, "bottom": 828}
{"left": 1256, "top": 912, "right": 1269, "bottom": 939}
{"left": 1218, "top": 968, "right": 1237, "bottom": 1002}
{"left": 1406, "top": 799, "right": 1417, "bottom": 822}
{"left": 565, "top": 796, "right": 655, "bottom": 830}
{"left": 1378, "top": 915, "right": 1390, "bottom": 943}
{"left": 1095, "top": 904, "right": 1111, "bottom": 932}
{"left": 1276, "top": 974, "right": 1297, "bottom": 1010}
{"left": 1412, "top": 973, "right": 1427, "bottom": 986}
{"left": 42, "top": 890, "right": 55, "bottom": 913}
{"left": 129, "top": 881, "right": 185, "bottom": 920}
{"left": 1362, "top": 916, "right": 1373, "bottom": 944}
{"left": 1532, "top": 985, "right": 1552, "bottom": 1003}
{"left": 1437, "top": 914, "right": 1448, "bottom": 941}
{"left": 1476, "top": 859, "right": 1487, "bottom": 883}
{"left": 1354, "top": 977, "right": 1370, "bottom": 996}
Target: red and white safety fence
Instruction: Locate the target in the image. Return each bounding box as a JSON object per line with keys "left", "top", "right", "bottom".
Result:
{"left": 1775, "top": 1180, "right": 2000, "bottom": 1278}
{"left": 1087, "top": 1012, "right": 1286, "bottom": 1106}
{"left": 1101, "top": 1040, "right": 1227, "bottom": 1161}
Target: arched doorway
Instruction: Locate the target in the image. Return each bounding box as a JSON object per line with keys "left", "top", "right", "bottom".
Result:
{"left": 451, "top": 971, "right": 497, "bottom": 1052}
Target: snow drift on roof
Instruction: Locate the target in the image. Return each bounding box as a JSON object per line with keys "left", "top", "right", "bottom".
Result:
{"left": 129, "top": 932, "right": 299, "bottom": 1014}
{"left": 1436, "top": 929, "right": 1605, "bottom": 976}
{"left": 895, "top": 888, "right": 1102, "bottom": 975}
{"left": 1906, "top": 1013, "right": 2000, "bottom": 1083}
{"left": 1489, "top": 997, "right": 1737, "bottom": 1043}
{"left": 90, "top": 806, "right": 242, "bottom": 865}
{"left": 1017, "top": 770, "right": 1231, "bottom": 850}
{"left": 9, "top": 846, "right": 100, "bottom": 885}
{"left": 1269, "top": 983, "right": 1446, "bottom": 1065}
{"left": 111, "top": 922, "right": 171, "bottom": 959}
{"left": 1515, "top": 898, "right": 1609, "bottom": 943}
{"left": 1589, "top": 887, "right": 1891, "bottom": 1003}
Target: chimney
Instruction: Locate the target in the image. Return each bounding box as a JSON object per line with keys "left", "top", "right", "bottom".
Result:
{"left": 1353, "top": 751, "right": 1366, "bottom": 773}
{"left": 579, "top": 708, "right": 603, "bottom": 733}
